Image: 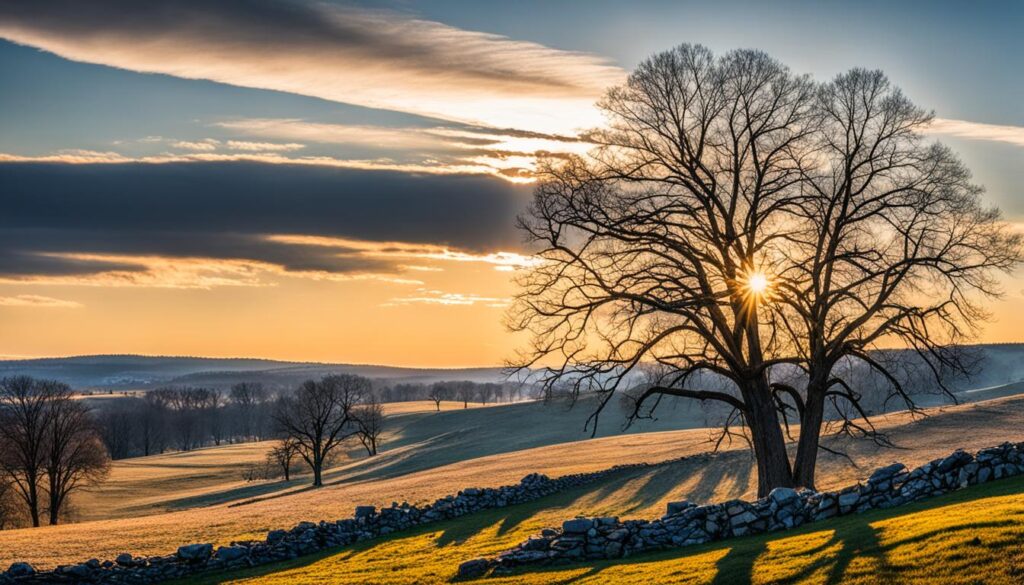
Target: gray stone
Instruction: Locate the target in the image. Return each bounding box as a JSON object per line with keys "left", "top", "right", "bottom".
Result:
{"left": 838, "top": 491, "right": 860, "bottom": 508}
{"left": 768, "top": 487, "right": 798, "bottom": 505}
{"left": 354, "top": 505, "right": 376, "bottom": 518}
{"left": 177, "top": 543, "right": 213, "bottom": 562}
{"left": 666, "top": 500, "right": 694, "bottom": 515}
{"left": 604, "top": 541, "right": 624, "bottom": 557}
{"left": 457, "top": 558, "right": 490, "bottom": 579}
{"left": 216, "top": 546, "right": 250, "bottom": 562}
{"left": 562, "top": 518, "right": 593, "bottom": 534}
{"left": 869, "top": 463, "right": 906, "bottom": 483}
{"left": 5, "top": 563, "right": 34, "bottom": 577}
{"left": 115, "top": 553, "right": 134, "bottom": 567}
{"left": 267, "top": 529, "right": 287, "bottom": 543}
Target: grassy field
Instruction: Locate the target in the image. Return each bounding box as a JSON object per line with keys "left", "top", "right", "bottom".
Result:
{"left": 3, "top": 394, "right": 1024, "bottom": 568}
{"left": 181, "top": 473, "right": 1024, "bottom": 585}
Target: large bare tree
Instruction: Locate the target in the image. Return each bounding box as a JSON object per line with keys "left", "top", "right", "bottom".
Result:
{"left": 511, "top": 44, "right": 1020, "bottom": 496}
{"left": 778, "top": 69, "right": 1022, "bottom": 488}
{"left": 274, "top": 375, "right": 368, "bottom": 486}
{"left": 42, "top": 383, "right": 110, "bottom": 524}
{"left": 0, "top": 376, "right": 49, "bottom": 526}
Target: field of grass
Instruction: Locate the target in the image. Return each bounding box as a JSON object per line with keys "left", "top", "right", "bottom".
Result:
{"left": 3, "top": 394, "right": 1024, "bottom": 569}
{"left": 181, "top": 473, "right": 1024, "bottom": 585}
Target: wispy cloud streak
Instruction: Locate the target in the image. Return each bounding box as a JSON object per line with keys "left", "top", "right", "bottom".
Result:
{"left": 0, "top": 0, "right": 625, "bottom": 134}
{"left": 926, "top": 118, "right": 1024, "bottom": 147}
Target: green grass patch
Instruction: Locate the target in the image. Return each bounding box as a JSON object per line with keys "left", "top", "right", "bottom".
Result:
{"left": 178, "top": 474, "right": 1024, "bottom": 585}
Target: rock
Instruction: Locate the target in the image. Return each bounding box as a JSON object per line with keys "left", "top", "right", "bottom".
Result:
{"left": 606, "top": 528, "right": 629, "bottom": 542}
{"left": 115, "top": 553, "right": 134, "bottom": 567}
{"left": 666, "top": 501, "right": 694, "bottom": 515}
{"left": 6, "top": 563, "right": 34, "bottom": 577}
{"left": 457, "top": 558, "right": 490, "bottom": 579}
{"left": 177, "top": 543, "right": 213, "bottom": 562}
{"left": 562, "top": 518, "right": 593, "bottom": 534}
{"left": 216, "top": 546, "right": 250, "bottom": 562}
{"left": 463, "top": 488, "right": 481, "bottom": 497}
{"left": 541, "top": 528, "right": 559, "bottom": 538}
{"left": 60, "top": 564, "right": 91, "bottom": 579}
{"left": 604, "top": 541, "right": 624, "bottom": 557}
{"left": 838, "top": 491, "right": 860, "bottom": 508}
{"left": 768, "top": 487, "right": 798, "bottom": 505}
{"left": 267, "top": 529, "right": 287, "bottom": 543}
{"left": 354, "top": 505, "right": 376, "bottom": 519}
{"left": 869, "top": 463, "right": 906, "bottom": 483}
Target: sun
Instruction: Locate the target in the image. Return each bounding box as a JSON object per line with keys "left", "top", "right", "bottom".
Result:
{"left": 745, "top": 271, "right": 770, "bottom": 296}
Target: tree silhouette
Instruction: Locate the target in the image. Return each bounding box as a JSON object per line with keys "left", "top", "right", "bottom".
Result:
{"left": 511, "top": 44, "right": 1020, "bottom": 496}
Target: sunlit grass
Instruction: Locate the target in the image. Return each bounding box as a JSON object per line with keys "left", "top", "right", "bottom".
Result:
{"left": 182, "top": 475, "right": 1024, "bottom": 585}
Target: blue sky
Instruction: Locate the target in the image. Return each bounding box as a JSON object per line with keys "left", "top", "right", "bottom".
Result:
{"left": 0, "top": 0, "right": 1021, "bottom": 363}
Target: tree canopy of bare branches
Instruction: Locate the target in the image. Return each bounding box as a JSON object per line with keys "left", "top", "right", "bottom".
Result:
{"left": 274, "top": 374, "right": 368, "bottom": 486}
{"left": 0, "top": 377, "right": 109, "bottom": 526}
{"left": 510, "top": 44, "right": 1021, "bottom": 496}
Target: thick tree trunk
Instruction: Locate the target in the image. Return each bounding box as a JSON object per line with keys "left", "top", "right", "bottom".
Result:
{"left": 28, "top": 486, "right": 40, "bottom": 528}
{"left": 793, "top": 384, "right": 826, "bottom": 489}
{"left": 744, "top": 378, "right": 794, "bottom": 497}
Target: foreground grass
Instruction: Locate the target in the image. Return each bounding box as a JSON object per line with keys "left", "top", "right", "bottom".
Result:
{"left": 181, "top": 474, "right": 1024, "bottom": 585}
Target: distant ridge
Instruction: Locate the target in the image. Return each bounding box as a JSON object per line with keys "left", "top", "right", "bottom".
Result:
{"left": 0, "top": 354, "right": 507, "bottom": 390}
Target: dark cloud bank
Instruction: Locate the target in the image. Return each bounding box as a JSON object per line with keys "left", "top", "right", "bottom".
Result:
{"left": 0, "top": 162, "right": 530, "bottom": 278}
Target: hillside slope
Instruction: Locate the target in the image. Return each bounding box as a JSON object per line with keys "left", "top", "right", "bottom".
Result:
{"left": 2, "top": 393, "right": 1024, "bottom": 568}
{"left": 182, "top": 473, "right": 1024, "bottom": 585}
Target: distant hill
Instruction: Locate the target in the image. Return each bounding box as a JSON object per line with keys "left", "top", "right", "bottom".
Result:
{"left": 0, "top": 354, "right": 506, "bottom": 390}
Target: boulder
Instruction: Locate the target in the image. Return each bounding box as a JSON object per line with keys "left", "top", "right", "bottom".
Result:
{"left": 869, "top": 463, "right": 906, "bottom": 483}
{"left": 562, "top": 518, "right": 593, "bottom": 534}
{"left": 115, "top": 553, "right": 134, "bottom": 567}
{"left": 666, "top": 501, "right": 694, "bottom": 516}
{"left": 215, "top": 546, "right": 250, "bottom": 562}
{"left": 457, "top": 558, "right": 491, "bottom": 579}
{"left": 267, "top": 529, "right": 287, "bottom": 543}
{"left": 354, "top": 505, "right": 376, "bottom": 519}
{"left": 768, "top": 487, "right": 798, "bottom": 505}
{"left": 6, "top": 563, "right": 34, "bottom": 577}
{"left": 177, "top": 543, "right": 213, "bottom": 562}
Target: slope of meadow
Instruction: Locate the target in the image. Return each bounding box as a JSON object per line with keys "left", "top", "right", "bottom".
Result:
{"left": 182, "top": 473, "right": 1024, "bottom": 585}
{"left": 2, "top": 394, "right": 1024, "bottom": 570}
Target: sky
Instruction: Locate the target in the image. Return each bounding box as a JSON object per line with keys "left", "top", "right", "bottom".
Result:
{"left": 0, "top": 0, "right": 1022, "bottom": 366}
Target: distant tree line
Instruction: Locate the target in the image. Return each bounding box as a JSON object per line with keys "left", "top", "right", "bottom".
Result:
{"left": 93, "top": 379, "right": 532, "bottom": 460}
{"left": 0, "top": 376, "right": 110, "bottom": 528}
{"left": 94, "top": 382, "right": 279, "bottom": 459}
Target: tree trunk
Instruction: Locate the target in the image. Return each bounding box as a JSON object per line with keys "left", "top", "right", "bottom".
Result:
{"left": 27, "top": 484, "right": 40, "bottom": 528}
{"left": 744, "top": 378, "right": 794, "bottom": 497}
{"left": 312, "top": 452, "right": 323, "bottom": 487}
{"left": 793, "top": 382, "right": 826, "bottom": 489}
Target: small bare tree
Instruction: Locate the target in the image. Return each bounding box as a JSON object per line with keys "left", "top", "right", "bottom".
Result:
{"left": 267, "top": 438, "right": 299, "bottom": 481}
{"left": 427, "top": 382, "right": 449, "bottom": 412}
{"left": 354, "top": 398, "right": 385, "bottom": 456}
{"left": 274, "top": 375, "right": 368, "bottom": 487}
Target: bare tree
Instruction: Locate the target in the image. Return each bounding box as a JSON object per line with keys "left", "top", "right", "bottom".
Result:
{"left": 267, "top": 438, "right": 299, "bottom": 481}
{"left": 427, "top": 382, "right": 449, "bottom": 412}
{"left": 274, "top": 375, "right": 368, "bottom": 487}
{"left": 512, "top": 45, "right": 818, "bottom": 495}
{"left": 354, "top": 398, "right": 385, "bottom": 456}
{"left": 776, "top": 69, "right": 1022, "bottom": 488}
{"left": 0, "top": 376, "right": 50, "bottom": 526}
{"left": 511, "top": 44, "right": 1020, "bottom": 495}
{"left": 41, "top": 384, "right": 110, "bottom": 524}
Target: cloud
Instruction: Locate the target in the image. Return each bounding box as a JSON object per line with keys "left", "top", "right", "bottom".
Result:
{"left": 0, "top": 294, "right": 82, "bottom": 308}
{"left": 225, "top": 140, "right": 305, "bottom": 152}
{"left": 926, "top": 118, "right": 1024, "bottom": 147}
{"left": 0, "top": 0, "right": 625, "bottom": 135}
{"left": 172, "top": 139, "right": 219, "bottom": 151}
{"left": 0, "top": 161, "right": 532, "bottom": 287}
{"left": 384, "top": 289, "right": 510, "bottom": 308}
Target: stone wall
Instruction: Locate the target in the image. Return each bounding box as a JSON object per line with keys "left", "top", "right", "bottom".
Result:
{"left": 0, "top": 455, "right": 691, "bottom": 584}
{"left": 465, "top": 442, "right": 1024, "bottom": 578}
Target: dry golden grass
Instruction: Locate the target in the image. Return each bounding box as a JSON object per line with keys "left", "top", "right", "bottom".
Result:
{"left": 185, "top": 474, "right": 1024, "bottom": 585}
{"left": 2, "top": 394, "right": 1023, "bottom": 570}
